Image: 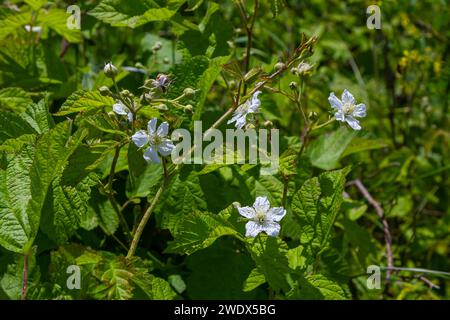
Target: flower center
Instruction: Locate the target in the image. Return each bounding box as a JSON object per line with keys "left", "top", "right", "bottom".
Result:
{"left": 254, "top": 210, "right": 267, "bottom": 224}
{"left": 149, "top": 134, "right": 163, "bottom": 146}
{"left": 342, "top": 102, "right": 355, "bottom": 115}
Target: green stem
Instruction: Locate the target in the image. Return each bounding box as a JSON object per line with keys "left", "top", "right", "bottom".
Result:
{"left": 312, "top": 117, "right": 336, "bottom": 131}
{"left": 126, "top": 183, "right": 166, "bottom": 259}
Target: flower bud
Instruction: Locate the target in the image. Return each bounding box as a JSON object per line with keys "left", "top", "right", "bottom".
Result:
{"left": 289, "top": 81, "right": 298, "bottom": 90}
{"left": 99, "top": 86, "right": 111, "bottom": 96}
{"left": 163, "top": 57, "right": 170, "bottom": 64}
{"left": 308, "top": 111, "right": 318, "bottom": 122}
{"left": 104, "top": 62, "right": 118, "bottom": 78}
{"left": 152, "top": 42, "right": 162, "bottom": 51}
{"left": 155, "top": 104, "right": 168, "bottom": 111}
{"left": 274, "top": 62, "right": 286, "bottom": 71}
{"left": 232, "top": 201, "right": 241, "bottom": 209}
{"left": 184, "top": 104, "right": 194, "bottom": 113}
{"left": 183, "top": 88, "right": 196, "bottom": 98}
{"left": 263, "top": 120, "right": 273, "bottom": 128}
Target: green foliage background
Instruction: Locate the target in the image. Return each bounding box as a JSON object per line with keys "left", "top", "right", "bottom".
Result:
{"left": 0, "top": 0, "right": 449, "bottom": 300}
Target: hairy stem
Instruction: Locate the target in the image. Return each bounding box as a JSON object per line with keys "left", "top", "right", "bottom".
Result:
{"left": 21, "top": 253, "right": 28, "bottom": 301}
{"left": 126, "top": 183, "right": 166, "bottom": 258}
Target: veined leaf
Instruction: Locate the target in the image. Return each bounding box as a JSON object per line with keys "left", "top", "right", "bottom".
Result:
{"left": 291, "top": 167, "right": 350, "bottom": 255}
{"left": 56, "top": 90, "right": 114, "bottom": 116}
{"left": 165, "top": 210, "right": 240, "bottom": 255}
{"left": 89, "top": 0, "right": 182, "bottom": 28}
{"left": 307, "top": 127, "right": 356, "bottom": 170}
{"left": 0, "top": 87, "right": 33, "bottom": 113}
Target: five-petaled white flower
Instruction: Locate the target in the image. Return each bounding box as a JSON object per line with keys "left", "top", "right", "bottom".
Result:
{"left": 328, "top": 89, "right": 366, "bottom": 130}
{"left": 227, "top": 91, "right": 262, "bottom": 129}
{"left": 238, "top": 196, "right": 286, "bottom": 237}
{"left": 113, "top": 101, "right": 133, "bottom": 122}
{"left": 132, "top": 118, "right": 175, "bottom": 164}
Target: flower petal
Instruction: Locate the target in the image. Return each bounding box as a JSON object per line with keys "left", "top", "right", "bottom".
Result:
{"left": 245, "top": 221, "right": 263, "bottom": 238}
{"left": 238, "top": 206, "right": 256, "bottom": 219}
{"left": 234, "top": 116, "right": 247, "bottom": 129}
{"left": 157, "top": 121, "right": 169, "bottom": 137}
{"left": 353, "top": 103, "right": 366, "bottom": 118}
{"left": 157, "top": 139, "right": 175, "bottom": 156}
{"left": 127, "top": 112, "right": 134, "bottom": 122}
{"left": 113, "top": 102, "right": 129, "bottom": 115}
{"left": 131, "top": 130, "right": 149, "bottom": 148}
{"left": 345, "top": 116, "right": 361, "bottom": 130}
{"left": 253, "top": 196, "right": 270, "bottom": 213}
{"left": 341, "top": 89, "right": 355, "bottom": 105}
{"left": 143, "top": 146, "right": 161, "bottom": 163}
{"left": 262, "top": 221, "right": 281, "bottom": 237}
{"left": 267, "top": 207, "right": 286, "bottom": 222}
{"left": 148, "top": 118, "right": 157, "bottom": 134}
{"left": 328, "top": 92, "right": 343, "bottom": 110}
{"left": 335, "top": 111, "right": 345, "bottom": 122}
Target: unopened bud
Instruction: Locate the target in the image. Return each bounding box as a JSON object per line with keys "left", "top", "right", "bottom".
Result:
{"left": 152, "top": 42, "right": 162, "bottom": 51}
{"left": 308, "top": 111, "right": 318, "bottom": 121}
{"left": 120, "top": 89, "right": 132, "bottom": 98}
{"left": 104, "top": 62, "right": 118, "bottom": 78}
{"left": 155, "top": 104, "right": 168, "bottom": 111}
{"left": 99, "top": 86, "right": 111, "bottom": 96}
{"left": 274, "top": 62, "right": 286, "bottom": 71}
{"left": 289, "top": 81, "right": 298, "bottom": 90}
{"left": 184, "top": 104, "right": 194, "bottom": 113}
{"left": 163, "top": 57, "right": 170, "bottom": 64}
{"left": 183, "top": 88, "right": 196, "bottom": 98}
{"left": 263, "top": 120, "right": 273, "bottom": 127}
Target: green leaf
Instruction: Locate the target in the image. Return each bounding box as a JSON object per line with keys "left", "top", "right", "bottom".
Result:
{"left": 0, "top": 87, "right": 33, "bottom": 113}
{"left": 246, "top": 235, "right": 291, "bottom": 292}
{"left": 185, "top": 239, "right": 261, "bottom": 299}
{"left": 165, "top": 210, "right": 240, "bottom": 255}
{"left": 56, "top": 90, "right": 114, "bottom": 116}
{"left": 243, "top": 268, "right": 266, "bottom": 292}
{"left": 307, "top": 127, "right": 356, "bottom": 170}
{"left": 0, "top": 112, "right": 35, "bottom": 144}
{"left": 20, "top": 99, "right": 54, "bottom": 134}
{"left": 89, "top": 0, "right": 182, "bottom": 28}
{"left": 341, "top": 137, "right": 389, "bottom": 158}
{"left": 40, "top": 9, "right": 82, "bottom": 43}
{"left": 305, "top": 274, "right": 349, "bottom": 299}
{"left": 291, "top": 167, "right": 350, "bottom": 255}
{"left": 0, "top": 122, "right": 86, "bottom": 253}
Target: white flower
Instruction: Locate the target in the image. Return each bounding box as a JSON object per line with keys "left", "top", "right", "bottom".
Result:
{"left": 238, "top": 196, "right": 286, "bottom": 238}
{"left": 292, "top": 62, "right": 313, "bottom": 75}
{"left": 131, "top": 118, "right": 175, "bottom": 164}
{"left": 113, "top": 101, "right": 133, "bottom": 122}
{"left": 227, "top": 91, "right": 262, "bottom": 129}
{"left": 328, "top": 89, "right": 366, "bottom": 130}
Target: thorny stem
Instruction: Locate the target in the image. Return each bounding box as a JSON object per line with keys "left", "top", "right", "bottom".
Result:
{"left": 21, "top": 253, "right": 28, "bottom": 301}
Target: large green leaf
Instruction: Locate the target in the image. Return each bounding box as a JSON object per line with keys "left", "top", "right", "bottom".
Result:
{"left": 165, "top": 210, "right": 240, "bottom": 255}
{"left": 291, "top": 167, "right": 350, "bottom": 255}
{"left": 89, "top": 0, "right": 183, "bottom": 28}
{"left": 246, "top": 235, "right": 291, "bottom": 292}
{"left": 0, "top": 122, "right": 86, "bottom": 253}
{"left": 307, "top": 127, "right": 356, "bottom": 170}
{"left": 56, "top": 90, "right": 114, "bottom": 116}
{"left": 0, "top": 87, "right": 33, "bottom": 113}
